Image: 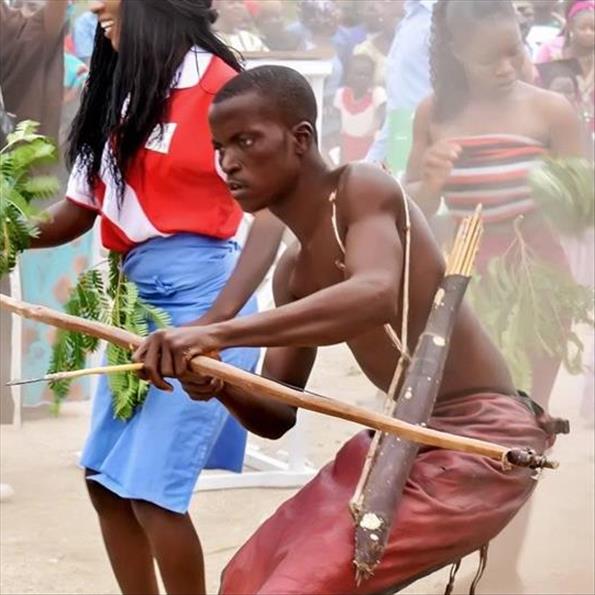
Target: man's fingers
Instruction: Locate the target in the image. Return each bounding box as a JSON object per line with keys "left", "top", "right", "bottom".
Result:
{"left": 132, "top": 344, "right": 146, "bottom": 364}
{"left": 173, "top": 346, "right": 193, "bottom": 378}
{"left": 144, "top": 339, "right": 174, "bottom": 392}
{"left": 160, "top": 345, "right": 175, "bottom": 379}
{"left": 132, "top": 344, "right": 150, "bottom": 381}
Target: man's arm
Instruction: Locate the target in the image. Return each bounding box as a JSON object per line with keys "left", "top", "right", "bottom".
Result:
{"left": 179, "top": 247, "right": 315, "bottom": 440}
{"left": 43, "top": 0, "right": 68, "bottom": 42}
{"left": 134, "top": 164, "right": 404, "bottom": 378}
{"left": 188, "top": 209, "right": 284, "bottom": 325}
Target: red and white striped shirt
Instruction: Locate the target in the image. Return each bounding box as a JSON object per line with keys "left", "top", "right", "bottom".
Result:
{"left": 66, "top": 47, "right": 241, "bottom": 253}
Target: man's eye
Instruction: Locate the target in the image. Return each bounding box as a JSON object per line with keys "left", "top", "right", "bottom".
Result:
{"left": 239, "top": 137, "right": 255, "bottom": 148}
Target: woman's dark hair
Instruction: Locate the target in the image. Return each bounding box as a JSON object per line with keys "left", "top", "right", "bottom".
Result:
{"left": 68, "top": 0, "right": 242, "bottom": 202}
{"left": 430, "top": 0, "right": 518, "bottom": 122}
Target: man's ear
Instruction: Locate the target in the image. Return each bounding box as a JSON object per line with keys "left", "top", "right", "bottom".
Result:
{"left": 292, "top": 121, "right": 316, "bottom": 155}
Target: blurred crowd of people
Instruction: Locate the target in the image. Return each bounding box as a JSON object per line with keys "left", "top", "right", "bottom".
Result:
{"left": 1, "top": 0, "right": 593, "bottom": 162}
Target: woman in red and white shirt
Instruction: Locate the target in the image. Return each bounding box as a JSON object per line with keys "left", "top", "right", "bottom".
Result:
{"left": 28, "top": 1, "right": 282, "bottom": 593}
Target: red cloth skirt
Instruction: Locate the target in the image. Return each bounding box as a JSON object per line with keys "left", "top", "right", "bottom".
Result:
{"left": 220, "top": 393, "right": 553, "bottom": 594}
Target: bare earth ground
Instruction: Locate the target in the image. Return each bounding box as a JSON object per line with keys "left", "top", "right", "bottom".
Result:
{"left": 1, "top": 343, "right": 594, "bottom": 595}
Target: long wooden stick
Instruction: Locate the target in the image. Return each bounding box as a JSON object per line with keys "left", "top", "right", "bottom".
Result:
{"left": 0, "top": 293, "right": 557, "bottom": 468}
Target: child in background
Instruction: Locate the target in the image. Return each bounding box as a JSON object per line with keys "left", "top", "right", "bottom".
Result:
{"left": 334, "top": 54, "right": 386, "bottom": 163}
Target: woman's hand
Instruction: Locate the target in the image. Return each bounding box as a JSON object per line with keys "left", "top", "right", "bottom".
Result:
{"left": 420, "top": 139, "right": 462, "bottom": 196}
{"left": 132, "top": 325, "right": 221, "bottom": 391}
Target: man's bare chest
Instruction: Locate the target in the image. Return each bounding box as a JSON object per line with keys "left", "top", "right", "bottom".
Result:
{"left": 289, "top": 234, "right": 345, "bottom": 300}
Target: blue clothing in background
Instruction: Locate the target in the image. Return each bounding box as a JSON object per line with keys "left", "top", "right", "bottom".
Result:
{"left": 333, "top": 24, "right": 367, "bottom": 67}
{"left": 81, "top": 234, "right": 259, "bottom": 514}
{"left": 72, "top": 11, "right": 98, "bottom": 61}
{"left": 366, "top": 0, "right": 436, "bottom": 162}
{"left": 64, "top": 52, "right": 88, "bottom": 89}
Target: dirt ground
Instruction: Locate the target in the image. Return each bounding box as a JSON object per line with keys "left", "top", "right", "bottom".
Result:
{"left": 1, "top": 343, "right": 594, "bottom": 595}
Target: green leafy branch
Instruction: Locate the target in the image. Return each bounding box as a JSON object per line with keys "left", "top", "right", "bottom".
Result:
{"left": 469, "top": 219, "right": 594, "bottom": 391}
{"left": 530, "top": 157, "right": 594, "bottom": 236}
{"left": 49, "top": 252, "right": 170, "bottom": 420}
{"left": 0, "top": 121, "right": 59, "bottom": 275}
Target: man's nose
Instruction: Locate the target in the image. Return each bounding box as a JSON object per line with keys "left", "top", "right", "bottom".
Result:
{"left": 220, "top": 151, "right": 240, "bottom": 175}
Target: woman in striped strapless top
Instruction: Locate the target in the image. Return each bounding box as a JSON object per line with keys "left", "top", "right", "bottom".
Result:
{"left": 443, "top": 134, "right": 545, "bottom": 224}
{"left": 406, "top": 0, "right": 587, "bottom": 408}
{"left": 440, "top": 133, "right": 568, "bottom": 272}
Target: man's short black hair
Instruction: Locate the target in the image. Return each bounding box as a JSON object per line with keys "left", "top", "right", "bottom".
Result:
{"left": 213, "top": 65, "right": 318, "bottom": 135}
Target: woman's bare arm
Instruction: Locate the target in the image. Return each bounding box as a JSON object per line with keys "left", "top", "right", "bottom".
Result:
{"left": 189, "top": 209, "right": 284, "bottom": 325}
{"left": 29, "top": 199, "right": 97, "bottom": 249}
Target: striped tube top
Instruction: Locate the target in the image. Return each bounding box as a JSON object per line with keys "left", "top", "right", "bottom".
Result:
{"left": 442, "top": 134, "right": 547, "bottom": 224}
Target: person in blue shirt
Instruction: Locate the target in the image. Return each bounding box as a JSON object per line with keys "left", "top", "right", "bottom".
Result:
{"left": 72, "top": 8, "right": 98, "bottom": 63}
{"left": 333, "top": 0, "right": 367, "bottom": 67}
{"left": 366, "top": 0, "right": 437, "bottom": 166}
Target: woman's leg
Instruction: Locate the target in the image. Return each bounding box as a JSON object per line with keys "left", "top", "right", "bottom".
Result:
{"left": 131, "top": 499, "right": 207, "bottom": 595}
{"left": 85, "top": 469, "right": 159, "bottom": 595}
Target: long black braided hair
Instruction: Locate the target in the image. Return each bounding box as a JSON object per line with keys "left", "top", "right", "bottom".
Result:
{"left": 68, "top": 0, "right": 242, "bottom": 203}
{"left": 429, "top": 0, "right": 518, "bottom": 122}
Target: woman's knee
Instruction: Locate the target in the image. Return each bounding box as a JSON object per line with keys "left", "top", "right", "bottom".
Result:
{"left": 84, "top": 469, "right": 130, "bottom": 517}
{"left": 131, "top": 499, "right": 186, "bottom": 533}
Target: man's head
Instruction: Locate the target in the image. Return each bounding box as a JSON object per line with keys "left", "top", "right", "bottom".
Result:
{"left": 209, "top": 66, "right": 319, "bottom": 213}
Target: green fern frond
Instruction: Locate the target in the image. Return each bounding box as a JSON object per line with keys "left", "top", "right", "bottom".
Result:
{"left": 530, "top": 158, "right": 595, "bottom": 235}
{"left": 21, "top": 175, "right": 61, "bottom": 200}
{"left": 48, "top": 250, "right": 171, "bottom": 421}
{"left": 0, "top": 120, "right": 58, "bottom": 277}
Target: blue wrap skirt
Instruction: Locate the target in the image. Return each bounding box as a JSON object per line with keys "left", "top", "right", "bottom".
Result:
{"left": 80, "top": 233, "right": 259, "bottom": 513}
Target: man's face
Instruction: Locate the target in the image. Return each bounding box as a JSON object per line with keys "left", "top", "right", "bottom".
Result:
{"left": 209, "top": 93, "right": 302, "bottom": 213}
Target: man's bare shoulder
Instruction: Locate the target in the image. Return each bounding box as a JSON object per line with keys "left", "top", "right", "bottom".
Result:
{"left": 338, "top": 162, "right": 405, "bottom": 221}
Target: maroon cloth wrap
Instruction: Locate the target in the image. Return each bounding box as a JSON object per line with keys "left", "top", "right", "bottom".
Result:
{"left": 220, "top": 393, "right": 554, "bottom": 594}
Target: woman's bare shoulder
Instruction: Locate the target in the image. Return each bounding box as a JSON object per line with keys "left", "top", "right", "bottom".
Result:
{"left": 519, "top": 81, "right": 576, "bottom": 116}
